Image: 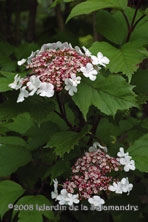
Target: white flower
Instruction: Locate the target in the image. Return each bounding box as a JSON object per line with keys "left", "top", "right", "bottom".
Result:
{"left": 88, "top": 196, "right": 105, "bottom": 207}
{"left": 75, "top": 46, "right": 83, "bottom": 55}
{"left": 56, "top": 189, "right": 69, "bottom": 205}
{"left": 57, "top": 189, "right": 79, "bottom": 206}
{"left": 89, "top": 145, "right": 98, "bottom": 152}
{"left": 27, "top": 50, "right": 39, "bottom": 64}
{"left": 117, "top": 148, "right": 136, "bottom": 172}
{"left": 117, "top": 147, "right": 129, "bottom": 158}
{"left": 51, "top": 178, "right": 58, "bottom": 200}
{"left": 120, "top": 156, "right": 136, "bottom": 172}
{"left": 120, "top": 177, "right": 133, "bottom": 194}
{"left": 17, "top": 58, "right": 26, "bottom": 66}
{"left": 89, "top": 142, "right": 107, "bottom": 152}
{"left": 9, "top": 74, "right": 23, "bottom": 90}
{"left": 65, "top": 193, "right": 80, "bottom": 206}
{"left": 109, "top": 177, "right": 133, "bottom": 195}
{"left": 124, "top": 159, "right": 135, "bottom": 172}
{"left": 17, "top": 86, "right": 29, "bottom": 103}
{"left": 37, "top": 82, "right": 54, "bottom": 98}
{"left": 108, "top": 181, "right": 123, "bottom": 194}
{"left": 64, "top": 74, "right": 81, "bottom": 96}
{"left": 80, "top": 63, "right": 98, "bottom": 81}
{"left": 82, "top": 46, "right": 92, "bottom": 57}
{"left": 27, "top": 75, "right": 41, "bottom": 96}
{"left": 91, "top": 52, "right": 110, "bottom": 66}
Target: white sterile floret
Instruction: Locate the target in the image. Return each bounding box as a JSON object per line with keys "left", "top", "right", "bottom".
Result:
{"left": 88, "top": 195, "right": 105, "bottom": 207}
{"left": 82, "top": 46, "right": 92, "bottom": 57}
{"left": 117, "top": 147, "right": 129, "bottom": 158}
{"left": 108, "top": 181, "right": 123, "bottom": 194}
{"left": 120, "top": 156, "right": 136, "bottom": 172}
{"left": 17, "top": 86, "right": 29, "bottom": 103}
{"left": 9, "top": 74, "right": 23, "bottom": 90}
{"left": 117, "top": 147, "right": 136, "bottom": 172}
{"left": 51, "top": 178, "right": 59, "bottom": 200}
{"left": 27, "top": 75, "right": 41, "bottom": 96}
{"left": 80, "top": 63, "right": 98, "bottom": 81}
{"left": 27, "top": 50, "right": 39, "bottom": 64}
{"left": 109, "top": 177, "right": 133, "bottom": 195}
{"left": 120, "top": 177, "right": 133, "bottom": 195}
{"left": 37, "top": 82, "right": 54, "bottom": 98}
{"left": 89, "top": 142, "right": 108, "bottom": 152}
{"left": 65, "top": 193, "right": 80, "bottom": 206}
{"left": 75, "top": 46, "right": 83, "bottom": 55}
{"left": 17, "top": 58, "right": 26, "bottom": 66}
{"left": 56, "top": 189, "right": 69, "bottom": 205}
{"left": 64, "top": 74, "right": 81, "bottom": 96}
{"left": 91, "top": 52, "right": 110, "bottom": 66}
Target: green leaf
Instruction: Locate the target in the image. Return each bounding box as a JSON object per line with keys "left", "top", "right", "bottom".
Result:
{"left": 95, "top": 10, "right": 128, "bottom": 45}
{"left": 0, "top": 71, "right": 16, "bottom": 92}
{"left": 27, "top": 121, "right": 60, "bottom": 150}
{"left": 0, "top": 136, "right": 27, "bottom": 147}
{"left": 66, "top": 0, "right": 127, "bottom": 22}
{"left": 49, "top": 0, "right": 61, "bottom": 8}
{"left": 128, "top": 134, "right": 148, "bottom": 172}
{"left": 5, "top": 113, "right": 35, "bottom": 134}
{"left": 47, "top": 128, "right": 88, "bottom": 156}
{"left": 130, "top": 17, "right": 148, "bottom": 42}
{"left": 0, "top": 145, "right": 32, "bottom": 176}
{"left": 0, "top": 96, "right": 55, "bottom": 126}
{"left": 72, "top": 75, "right": 137, "bottom": 118}
{"left": 132, "top": 70, "right": 148, "bottom": 94}
{"left": 89, "top": 41, "right": 146, "bottom": 82}
{"left": 14, "top": 43, "right": 39, "bottom": 60}
{"left": 0, "top": 180, "right": 24, "bottom": 218}
{"left": 12, "top": 195, "right": 54, "bottom": 222}
{"left": 145, "top": 8, "right": 148, "bottom": 16}
{"left": 45, "top": 159, "right": 71, "bottom": 179}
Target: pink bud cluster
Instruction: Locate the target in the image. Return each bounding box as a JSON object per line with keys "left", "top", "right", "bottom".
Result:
{"left": 63, "top": 149, "right": 121, "bottom": 200}
{"left": 26, "top": 47, "right": 91, "bottom": 91}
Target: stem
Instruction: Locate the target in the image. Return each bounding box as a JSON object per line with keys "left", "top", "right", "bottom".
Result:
{"left": 132, "top": 14, "right": 146, "bottom": 30}
{"left": 92, "top": 12, "right": 99, "bottom": 41}
{"left": 87, "top": 115, "right": 101, "bottom": 146}
{"left": 125, "top": 0, "right": 145, "bottom": 42}
{"left": 55, "top": 93, "right": 80, "bottom": 132}
{"left": 121, "top": 10, "right": 130, "bottom": 28}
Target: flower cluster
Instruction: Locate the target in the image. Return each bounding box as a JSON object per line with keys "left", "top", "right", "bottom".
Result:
{"left": 117, "top": 147, "right": 136, "bottom": 172}
{"left": 51, "top": 143, "right": 136, "bottom": 209}
{"left": 9, "top": 41, "right": 110, "bottom": 102}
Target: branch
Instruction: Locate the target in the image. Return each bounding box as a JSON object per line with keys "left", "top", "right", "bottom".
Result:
{"left": 126, "top": 0, "right": 145, "bottom": 42}
{"left": 55, "top": 93, "right": 81, "bottom": 132}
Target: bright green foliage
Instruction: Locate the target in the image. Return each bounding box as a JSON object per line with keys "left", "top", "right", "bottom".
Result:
{"left": 12, "top": 195, "right": 54, "bottom": 222}
{"left": 89, "top": 41, "right": 146, "bottom": 81}
{"left": 5, "top": 113, "right": 35, "bottom": 134}
{"left": 47, "top": 128, "right": 88, "bottom": 156}
{"left": 130, "top": 17, "right": 148, "bottom": 43}
{"left": 128, "top": 134, "right": 148, "bottom": 172}
{"left": 0, "top": 180, "right": 24, "bottom": 218}
{"left": 66, "top": 0, "right": 128, "bottom": 22}
{"left": 73, "top": 75, "right": 136, "bottom": 118}
{"left": 0, "top": 145, "right": 32, "bottom": 176}
{"left": 95, "top": 10, "right": 128, "bottom": 45}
